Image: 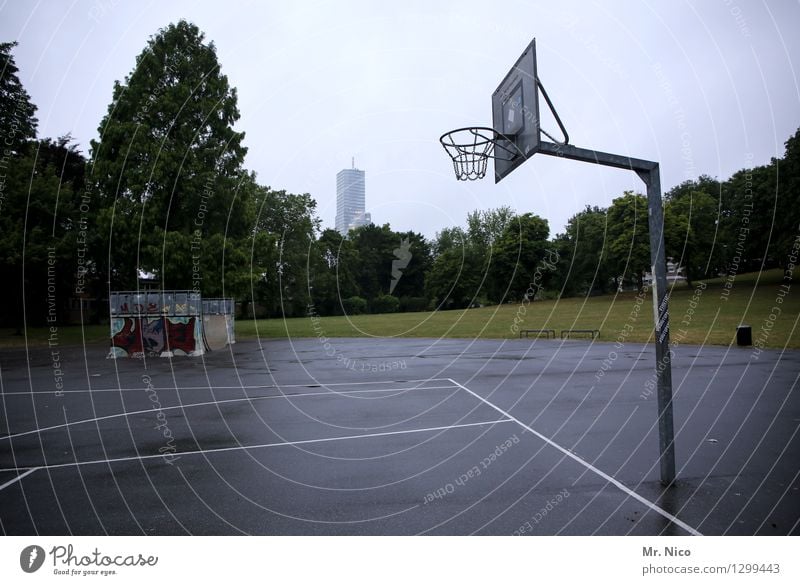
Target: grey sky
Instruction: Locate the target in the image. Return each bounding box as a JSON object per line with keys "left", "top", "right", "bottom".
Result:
{"left": 2, "top": 0, "right": 799, "bottom": 239}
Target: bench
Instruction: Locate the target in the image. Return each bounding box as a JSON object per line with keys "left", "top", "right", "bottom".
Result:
{"left": 519, "top": 329, "right": 556, "bottom": 339}
{"left": 560, "top": 329, "right": 600, "bottom": 340}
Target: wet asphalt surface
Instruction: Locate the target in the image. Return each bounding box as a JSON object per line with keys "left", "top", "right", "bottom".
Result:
{"left": 1, "top": 336, "right": 798, "bottom": 535}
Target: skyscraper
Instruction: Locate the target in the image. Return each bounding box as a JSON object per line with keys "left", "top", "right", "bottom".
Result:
{"left": 335, "top": 161, "right": 371, "bottom": 235}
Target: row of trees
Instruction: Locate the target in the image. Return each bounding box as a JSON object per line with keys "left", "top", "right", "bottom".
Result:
{"left": 1, "top": 24, "right": 318, "bottom": 326}
{"left": 553, "top": 137, "right": 800, "bottom": 297}
{"left": 2, "top": 21, "right": 799, "bottom": 328}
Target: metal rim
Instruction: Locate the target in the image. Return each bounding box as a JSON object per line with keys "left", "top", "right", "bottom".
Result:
{"left": 439, "top": 126, "right": 523, "bottom": 161}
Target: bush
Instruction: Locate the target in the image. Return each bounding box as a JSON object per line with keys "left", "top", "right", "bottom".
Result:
{"left": 537, "top": 289, "right": 561, "bottom": 301}
{"left": 399, "top": 296, "right": 430, "bottom": 313}
{"left": 342, "top": 296, "right": 368, "bottom": 315}
{"left": 371, "top": 294, "right": 400, "bottom": 314}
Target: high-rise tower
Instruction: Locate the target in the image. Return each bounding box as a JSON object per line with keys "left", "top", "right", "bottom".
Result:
{"left": 335, "top": 160, "right": 370, "bottom": 235}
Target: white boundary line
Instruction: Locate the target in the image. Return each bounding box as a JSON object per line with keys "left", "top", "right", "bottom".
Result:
{"left": 1, "top": 419, "right": 513, "bottom": 474}
{"left": 0, "top": 384, "right": 461, "bottom": 441}
{"left": 446, "top": 378, "right": 703, "bottom": 536}
{"left": 0, "top": 467, "right": 39, "bottom": 491}
{"left": 0, "top": 378, "right": 457, "bottom": 396}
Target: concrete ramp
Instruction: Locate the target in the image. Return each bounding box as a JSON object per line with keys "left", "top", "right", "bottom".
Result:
{"left": 203, "top": 314, "right": 230, "bottom": 351}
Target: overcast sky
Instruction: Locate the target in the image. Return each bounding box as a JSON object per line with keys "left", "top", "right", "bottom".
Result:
{"left": 2, "top": 0, "right": 799, "bottom": 238}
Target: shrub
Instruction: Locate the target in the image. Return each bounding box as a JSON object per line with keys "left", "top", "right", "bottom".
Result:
{"left": 399, "top": 296, "right": 430, "bottom": 313}
{"left": 371, "top": 294, "right": 400, "bottom": 314}
{"left": 342, "top": 296, "right": 368, "bottom": 315}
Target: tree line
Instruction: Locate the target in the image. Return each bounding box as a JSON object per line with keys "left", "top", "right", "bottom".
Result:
{"left": 1, "top": 22, "right": 798, "bottom": 328}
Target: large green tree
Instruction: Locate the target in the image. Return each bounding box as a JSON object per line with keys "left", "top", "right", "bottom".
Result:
{"left": 0, "top": 44, "right": 85, "bottom": 329}
{"left": 90, "top": 20, "right": 252, "bottom": 290}
{"left": 425, "top": 246, "right": 485, "bottom": 310}
{"left": 0, "top": 142, "right": 83, "bottom": 327}
{"left": 308, "top": 228, "right": 360, "bottom": 315}
{"left": 606, "top": 192, "right": 651, "bottom": 291}
{"left": 465, "top": 206, "right": 516, "bottom": 250}
{"left": 777, "top": 129, "right": 800, "bottom": 263}
{"left": 715, "top": 132, "right": 800, "bottom": 273}
{"left": 389, "top": 231, "right": 432, "bottom": 300}
{"left": 427, "top": 207, "right": 517, "bottom": 306}
{"left": 348, "top": 223, "right": 398, "bottom": 302}
{"left": 664, "top": 176, "right": 722, "bottom": 284}
{"left": 432, "top": 226, "right": 467, "bottom": 257}
{"left": 489, "top": 213, "right": 551, "bottom": 301}
{"left": 553, "top": 205, "right": 611, "bottom": 296}
{"left": 0, "top": 41, "right": 37, "bottom": 154}
{"left": 253, "top": 186, "right": 320, "bottom": 317}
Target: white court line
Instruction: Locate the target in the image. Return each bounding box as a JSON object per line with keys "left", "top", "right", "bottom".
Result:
{"left": 1, "top": 378, "right": 455, "bottom": 396}
{"left": 0, "top": 467, "right": 39, "bottom": 491}
{"left": 0, "top": 384, "right": 461, "bottom": 441}
{"left": 1, "top": 419, "right": 513, "bottom": 474}
{"left": 447, "top": 378, "right": 703, "bottom": 536}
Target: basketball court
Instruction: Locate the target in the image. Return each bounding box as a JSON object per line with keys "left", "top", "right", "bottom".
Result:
{"left": 1, "top": 336, "right": 797, "bottom": 535}
{"left": 2, "top": 36, "right": 797, "bottom": 537}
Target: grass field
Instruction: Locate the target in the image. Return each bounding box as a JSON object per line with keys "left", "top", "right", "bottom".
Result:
{"left": 240, "top": 269, "right": 799, "bottom": 348}
{"left": 3, "top": 270, "right": 798, "bottom": 349}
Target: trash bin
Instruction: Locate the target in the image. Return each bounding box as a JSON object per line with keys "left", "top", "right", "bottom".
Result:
{"left": 737, "top": 325, "right": 752, "bottom": 346}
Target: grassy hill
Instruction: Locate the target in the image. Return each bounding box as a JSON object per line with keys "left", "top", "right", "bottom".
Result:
{"left": 239, "top": 269, "right": 799, "bottom": 349}
{"left": 2, "top": 270, "right": 797, "bottom": 349}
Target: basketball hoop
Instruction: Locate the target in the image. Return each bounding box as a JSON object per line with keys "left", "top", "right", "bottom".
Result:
{"left": 436, "top": 36, "right": 676, "bottom": 487}
{"left": 439, "top": 126, "right": 522, "bottom": 181}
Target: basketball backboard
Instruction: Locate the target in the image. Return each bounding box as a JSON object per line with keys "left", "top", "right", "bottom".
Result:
{"left": 491, "top": 39, "right": 540, "bottom": 183}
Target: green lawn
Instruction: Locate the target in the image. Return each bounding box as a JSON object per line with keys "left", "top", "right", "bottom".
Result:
{"left": 3, "top": 270, "right": 798, "bottom": 349}
{"left": 239, "top": 269, "right": 800, "bottom": 349}
{"left": 0, "top": 323, "right": 110, "bottom": 349}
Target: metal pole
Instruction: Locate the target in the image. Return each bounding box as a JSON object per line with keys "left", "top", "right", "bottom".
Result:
{"left": 537, "top": 141, "right": 676, "bottom": 486}
{"left": 639, "top": 164, "right": 676, "bottom": 486}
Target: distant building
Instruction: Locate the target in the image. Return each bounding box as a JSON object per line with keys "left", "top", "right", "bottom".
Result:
{"left": 642, "top": 259, "right": 686, "bottom": 286}
{"left": 335, "top": 161, "right": 370, "bottom": 235}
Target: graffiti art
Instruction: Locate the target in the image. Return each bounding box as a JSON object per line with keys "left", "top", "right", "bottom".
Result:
{"left": 110, "top": 316, "right": 201, "bottom": 357}
{"left": 110, "top": 317, "right": 144, "bottom": 358}
{"left": 109, "top": 291, "right": 217, "bottom": 358}
{"left": 165, "top": 316, "right": 200, "bottom": 355}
